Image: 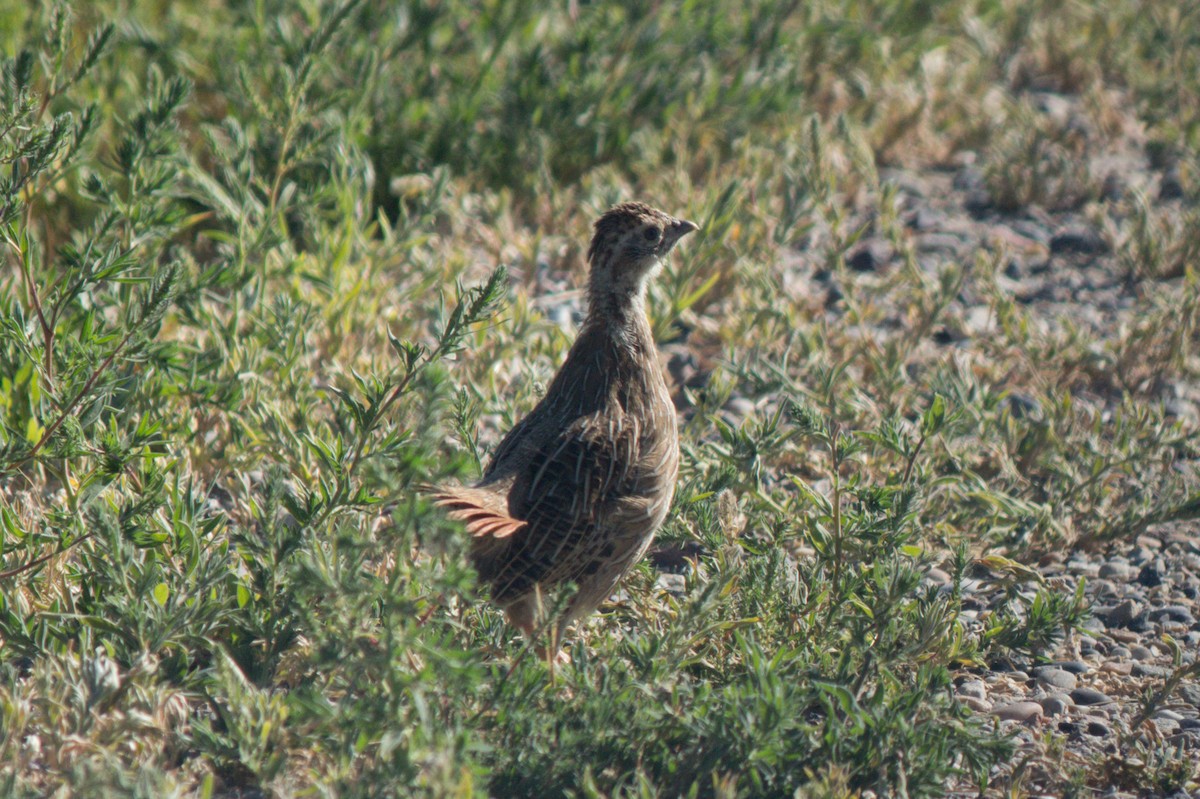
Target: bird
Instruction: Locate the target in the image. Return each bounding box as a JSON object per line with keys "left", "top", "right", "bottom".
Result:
{"left": 429, "top": 202, "right": 698, "bottom": 654}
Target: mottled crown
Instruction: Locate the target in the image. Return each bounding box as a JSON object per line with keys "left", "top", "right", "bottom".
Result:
{"left": 587, "top": 202, "right": 678, "bottom": 265}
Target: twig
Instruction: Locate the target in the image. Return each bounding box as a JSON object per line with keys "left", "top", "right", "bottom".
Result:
{"left": 0, "top": 532, "right": 95, "bottom": 581}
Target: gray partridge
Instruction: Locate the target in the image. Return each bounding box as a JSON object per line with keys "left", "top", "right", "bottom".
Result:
{"left": 431, "top": 202, "right": 698, "bottom": 648}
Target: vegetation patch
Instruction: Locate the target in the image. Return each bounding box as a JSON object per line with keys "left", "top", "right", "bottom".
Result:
{"left": 2, "top": 1, "right": 1198, "bottom": 796}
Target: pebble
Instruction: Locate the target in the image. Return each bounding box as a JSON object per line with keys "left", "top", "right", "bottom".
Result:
{"left": 1098, "top": 561, "right": 1133, "bottom": 580}
{"left": 953, "top": 166, "right": 986, "bottom": 192}
{"left": 1069, "top": 688, "right": 1113, "bottom": 706}
{"left": 1033, "top": 667, "right": 1078, "bottom": 691}
{"left": 1159, "top": 167, "right": 1185, "bottom": 200}
{"left": 1066, "top": 560, "right": 1100, "bottom": 578}
{"left": 1151, "top": 717, "right": 1179, "bottom": 735}
{"left": 1136, "top": 560, "right": 1165, "bottom": 587}
{"left": 1129, "top": 545, "right": 1156, "bottom": 564}
{"left": 1006, "top": 393, "right": 1040, "bottom": 420}
{"left": 655, "top": 573, "right": 687, "bottom": 596}
{"left": 1058, "top": 721, "right": 1083, "bottom": 736}
{"left": 957, "top": 680, "right": 987, "bottom": 701}
{"left": 994, "top": 702, "right": 1043, "bottom": 723}
{"left": 924, "top": 568, "right": 951, "bottom": 586}
{"left": 1130, "top": 645, "right": 1155, "bottom": 661}
{"left": 1103, "top": 599, "right": 1141, "bottom": 628}
{"left": 1080, "top": 616, "right": 1105, "bottom": 634}
{"left": 1132, "top": 663, "right": 1172, "bottom": 679}
{"left": 1100, "top": 661, "right": 1132, "bottom": 675}
{"left": 1052, "top": 661, "right": 1090, "bottom": 675}
{"left": 1085, "top": 720, "right": 1111, "bottom": 737}
{"left": 960, "top": 696, "right": 992, "bottom": 713}
{"left": 1050, "top": 227, "right": 1107, "bottom": 256}
{"left": 917, "top": 233, "right": 967, "bottom": 255}
{"left": 1109, "top": 645, "right": 1131, "bottom": 659}
{"left": 1039, "top": 694, "right": 1073, "bottom": 717}
{"left": 1151, "top": 605, "right": 1195, "bottom": 624}
{"left": 846, "top": 239, "right": 892, "bottom": 272}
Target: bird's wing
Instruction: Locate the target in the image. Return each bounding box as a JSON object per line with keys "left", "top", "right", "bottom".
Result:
{"left": 480, "top": 415, "right": 636, "bottom": 594}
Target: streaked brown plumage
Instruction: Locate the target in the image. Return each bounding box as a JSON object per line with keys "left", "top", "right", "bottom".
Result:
{"left": 431, "top": 202, "right": 698, "bottom": 647}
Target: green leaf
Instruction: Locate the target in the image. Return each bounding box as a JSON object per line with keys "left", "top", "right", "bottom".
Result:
{"left": 921, "top": 393, "right": 946, "bottom": 436}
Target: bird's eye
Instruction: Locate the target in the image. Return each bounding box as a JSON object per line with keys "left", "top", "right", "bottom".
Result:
{"left": 643, "top": 227, "right": 661, "bottom": 242}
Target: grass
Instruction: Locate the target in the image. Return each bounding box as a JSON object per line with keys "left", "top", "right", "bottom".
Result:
{"left": 1, "top": 0, "right": 1198, "bottom": 796}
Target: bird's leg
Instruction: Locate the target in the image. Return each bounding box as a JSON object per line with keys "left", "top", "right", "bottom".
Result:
{"left": 504, "top": 593, "right": 539, "bottom": 638}
{"left": 504, "top": 590, "right": 570, "bottom": 668}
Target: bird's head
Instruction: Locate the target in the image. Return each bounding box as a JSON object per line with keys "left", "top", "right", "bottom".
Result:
{"left": 586, "top": 202, "right": 699, "bottom": 301}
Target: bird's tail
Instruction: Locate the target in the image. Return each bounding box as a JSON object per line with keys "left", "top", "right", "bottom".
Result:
{"left": 421, "top": 484, "right": 527, "bottom": 539}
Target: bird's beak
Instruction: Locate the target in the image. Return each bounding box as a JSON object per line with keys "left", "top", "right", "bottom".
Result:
{"left": 670, "top": 218, "right": 700, "bottom": 242}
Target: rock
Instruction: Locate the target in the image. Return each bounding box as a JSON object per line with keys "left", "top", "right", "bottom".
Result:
{"left": 1129, "top": 546, "right": 1156, "bottom": 565}
{"left": 1098, "top": 561, "right": 1133, "bottom": 580}
{"left": 846, "top": 239, "right": 892, "bottom": 272}
{"left": 994, "top": 701, "right": 1043, "bottom": 723}
{"left": 1137, "top": 560, "right": 1165, "bottom": 587}
{"left": 655, "top": 573, "right": 687, "bottom": 596}
{"left": 1066, "top": 559, "right": 1100, "bottom": 578}
{"left": 916, "top": 233, "right": 967, "bottom": 255}
{"left": 1180, "top": 719, "right": 1200, "bottom": 731}
{"left": 1058, "top": 720, "right": 1083, "bottom": 736}
{"left": 1151, "top": 605, "right": 1195, "bottom": 624}
{"left": 1033, "top": 667, "right": 1078, "bottom": 691}
{"left": 1080, "top": 616, "right": 1106, "bottom": 634}
{"left": 1103, "top": 599, "right": 1141, "bottom": 628}
{"left": 1085, "top": 720, "right": 1111, "bottom": 737}
{"left": 1151, "top": 717, "right": 1179, "bottom": 735}
{"left": 1050, "top": 227, "right": 1107, "bottom": 256}
{"left": 1109, "top": 645, "right": 1131, "bottom": 659}
{"left": 964, "top": 189, "right": 992, "bottom": 216}
{"left": 1132, "top": 663, "right": 1172, "bottom": 679}
{"left": 960, "top": 696, "right": 992, "bottom": 713}
{"left": 924, "top": 568, "right": 951, "bottom": 586}
{"left": 1179, "top": 684, "right": 1200, "bottom": 706}
{"left": 1100, "top": 661, "right": 1132, "bottom": 675}
{"left": 1159, "top": 166, "right": 1185, "bottom": 200}
{"left": 957, "top": 680, "right": 987, "bottom": 701}
{"left": 1101, "top": 172, "right": 1125, "bottom": 202}
{"left": 1070, "top": 688, "right": 1113, "bottom": 706}
{"left": 1052, "top": 661, "right": 1090, "bottom": 675}
{"left": 1039, "top": 694, "right": 1073, "bottom": 717}
{"left": 1153, "top": 709, "right": 1185, "bottom": 722}
{"left": 1006, "top": 393, "right": 1040, "bottom": 420}
{"left": 1130, "top": 645, "right": 1155, "bottom": 661}
{"left": 906, "top": 207, "right": 943, "bottom": 231}
{"left": 1165, "top": 400, "right": 1199, "bottom": 423}
{"left": 953, "top": 166, "right": 986, "bottom": 192}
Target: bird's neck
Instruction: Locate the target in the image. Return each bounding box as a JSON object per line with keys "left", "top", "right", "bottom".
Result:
{"left": 585, "top": 284, "right": 655, "bottom": 351}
